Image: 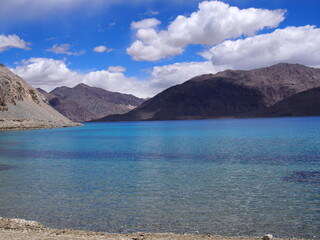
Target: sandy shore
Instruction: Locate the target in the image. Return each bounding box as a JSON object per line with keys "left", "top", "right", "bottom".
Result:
{"left": 0, "top": 217, "right": 309, "bottom": 240}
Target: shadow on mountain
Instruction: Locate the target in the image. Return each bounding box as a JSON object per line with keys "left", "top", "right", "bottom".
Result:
{"left": 92, "top": 63, "right": 320, "bottom": 122}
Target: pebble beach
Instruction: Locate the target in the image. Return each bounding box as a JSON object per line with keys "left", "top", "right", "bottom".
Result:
{"left": 0, "top": 217, "right": 311, "bottom": 240}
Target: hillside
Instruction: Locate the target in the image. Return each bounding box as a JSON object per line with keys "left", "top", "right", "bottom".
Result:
{"left": 250, "top": 87, "right": 320, "bottom": 117}
{"left": 0, "top": 64, "right": 80, "bottom": 130}
{"left": 94, "top": 63, "right": 320, "bottom": 122}
{"left": 39, "top": 84, "right": 145, "bottom": 122}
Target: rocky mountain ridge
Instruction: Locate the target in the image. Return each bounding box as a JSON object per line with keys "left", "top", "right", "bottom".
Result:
{"left": 213, "top": 63, "right": 320, "bottom": 107}
{"left": 39, "top": 84, "right": 145, "bottom": 122}
{"left": 94, "top": 63, "right": 320, "bottom": 122}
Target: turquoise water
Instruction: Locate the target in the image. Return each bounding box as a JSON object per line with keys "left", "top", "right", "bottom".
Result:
{"left": 0, "top": 117, "right": 319, "bottom": 238}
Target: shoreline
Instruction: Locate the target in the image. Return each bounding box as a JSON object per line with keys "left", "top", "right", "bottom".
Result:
{"left": 0, "top": 217, "right": 310, "bottom": 240}
{"left": 0, "top": 122, "right": 82, "bottom": 132}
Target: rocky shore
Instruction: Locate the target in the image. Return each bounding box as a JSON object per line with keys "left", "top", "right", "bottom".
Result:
{"left": 0, "top": 217, "right": 309, "bottom": 240}
{"left": 0, "top": 119, "right": 82, "bottom": 131}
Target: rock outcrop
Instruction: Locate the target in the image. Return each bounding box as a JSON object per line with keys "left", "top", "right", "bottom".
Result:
{"left": 0, "top": 64, "right": 80, "bottom": 130}
{"left": 94, "top": 63, "right": 320, "bottom": 122}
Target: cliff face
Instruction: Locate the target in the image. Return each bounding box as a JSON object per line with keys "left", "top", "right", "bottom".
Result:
{"left": 95, "top": 63, "right": 320, "bottom": 122}
{"left": 39, "top": 84, "right": 145, "bottom": 122}
{"left": 0, "top": 65, "right": 80, "bottom": 130}
{"left": 0, "top": 64, "right": 45, "bottom": 111}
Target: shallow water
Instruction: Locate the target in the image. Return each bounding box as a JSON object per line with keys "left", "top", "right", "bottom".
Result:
{"left": 0, "top": 117, "right": 319, "bottom": 238}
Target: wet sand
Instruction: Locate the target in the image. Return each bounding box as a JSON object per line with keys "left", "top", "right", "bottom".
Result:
{"left": 0, "top": 217, "right": 309, "bottom": 240}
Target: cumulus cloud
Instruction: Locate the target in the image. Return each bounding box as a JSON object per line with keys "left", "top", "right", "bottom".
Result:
{"left": 11, "top": 58, "right": 148, "bottom": 97}
{"left": 127, "top": 0, "right": 285, "bottom": 61}
{"left": 47, "top": 44, "right": 85, "bottom": 56}
{"left": 0, "top": 34, "right": 30, "bottom": 52}
{"left": 146, "top": 61, "right": 227, "bottom": 95}
{"left": 107, "top": 66, "right": 126, "bottom": 72}
{"left": 11, "top": 57, "right": 226, "bottom": 98}
{"left": 12, "top": 58, "right": 79, "bottom": 90}
{"left": 83, "top": 70, "right": 145, "bottom": 96}
{"left": 131, "top": 18, "right": 161, "bottom": 29}
{"left": 201, "top": 25, "right": 320, "bottom": 70}
{"left": 93, "top": 45, "right": 113, "bottom": 53}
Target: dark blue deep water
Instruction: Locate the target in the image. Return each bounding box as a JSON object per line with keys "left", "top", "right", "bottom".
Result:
{"left": 0, "top": 117, "right": 320, "bottom": 238}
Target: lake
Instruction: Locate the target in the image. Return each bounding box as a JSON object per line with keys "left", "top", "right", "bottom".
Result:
{"left": 0, "top": 117, "right": 319, "bottom": 239}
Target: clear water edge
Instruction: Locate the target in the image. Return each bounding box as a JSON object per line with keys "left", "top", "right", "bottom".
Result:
{"left": 0, "top": 117, "right": 319, "bottom": 239}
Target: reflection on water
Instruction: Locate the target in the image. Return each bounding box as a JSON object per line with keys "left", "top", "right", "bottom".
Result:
{"left": 0, "top": 117, "right": 319, "bottom": 239}
{"left": 284, "top": 171, "right": 320, "bottom": 183}
{"left": 0, "top": 164, "right": 16, "bottom": 171}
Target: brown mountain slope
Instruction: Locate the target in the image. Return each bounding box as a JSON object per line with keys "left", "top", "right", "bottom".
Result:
{"left": 0, "top": 64, "right": 80, "bottom": 130}
{"left": 249, "top": 87, "right": 320, "bottom": 117}
{"left": 214, "top": 63, "right": 320, "bottom": 107}
{"left": 94, "top": 63, "right": 320, "bottom": 122}
{"left": 39, "top": 84, "right": 145, "bottom": 122}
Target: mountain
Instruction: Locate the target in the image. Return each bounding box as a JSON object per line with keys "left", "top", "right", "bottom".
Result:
{"left": 38, "top": 84, "right": 145, "bottom": 122}
{"left": 94, "top": 63, "right": 320, "bottom": 122}
{"left": 0, "top": 64, "right": 80, "bottom": 130}
{"left": 249, "top": 87, "right": 320, "bottom": 117}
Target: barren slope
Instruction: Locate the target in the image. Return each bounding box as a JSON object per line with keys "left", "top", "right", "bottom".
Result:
{"left": 40, "top": 84, "right": 145, "bottom": 122}
{"left": 95, "top": 63, "right": 320, "bottom": 122}
{"left": 0, "top": 64, "right": 80, "bottom": 130}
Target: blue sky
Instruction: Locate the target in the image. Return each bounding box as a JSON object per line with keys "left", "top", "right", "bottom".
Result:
{"left": 0, "top": 0, "right": 319, "bottom": 97}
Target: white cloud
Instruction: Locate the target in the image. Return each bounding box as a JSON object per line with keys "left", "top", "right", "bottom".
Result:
{"left": 11, "top": 58, "right": 148, "bottom": 97}
{"left": 107, "top": 66, "right": 126, "bottom": 72}
{"left": 47, "top": 44, "right": 85, "bottom": 56}
{"left": 144, "top": 10, "right": 159, "bottom": 17}
{"left": 11, "top": 57, "right": 225, "bottom": 98}
{"left": 131, "top": 18, "right": 161, "bottom": 29}
{"left": 83, "top": 70, "right": 144, "bottom": 96}
{"left": 127, "top": 0, "right": 285, "bottom": 61}
{"left": 12, "top": 58, "right": 79, "bottom": 90}
{"left": 146, "top": 61, "right": 228, "bottom": 95}
{"left": 93, "top": 45, "right": 113, "bottom": 53}
{"left": 202, "top": 25, "right": 320, "bottom": 70}
{"left": 108, "top": 22, "right": 116, "bottom": 29}
{"left": 0, "top": 34, "right": 30, "bottom": 52}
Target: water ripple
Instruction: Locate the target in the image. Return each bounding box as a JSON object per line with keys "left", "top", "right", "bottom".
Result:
{"left": 284, "top": 171, "right": 320, "bottom": 183}
{"left": 0, "top": 164, "right": 16, "bottom": 171}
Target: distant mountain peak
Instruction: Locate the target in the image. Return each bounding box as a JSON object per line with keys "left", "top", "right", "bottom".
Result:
{"left": 75, "top": 83, "right": 90, "bottom": 88}
{"left": 189, "top": 73, "right": 215, "bottom": 82}
{"left": 36, "top": 88, "right": 47, "bottom": 94}
{"left": 94, "top": 63, "right": 320, "bottom": 122}
{"left": 272, "top": 62, "right": 305, "bottom": 67}
{"left": 46, "top": 83, "right": 145, "bottom": 122}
